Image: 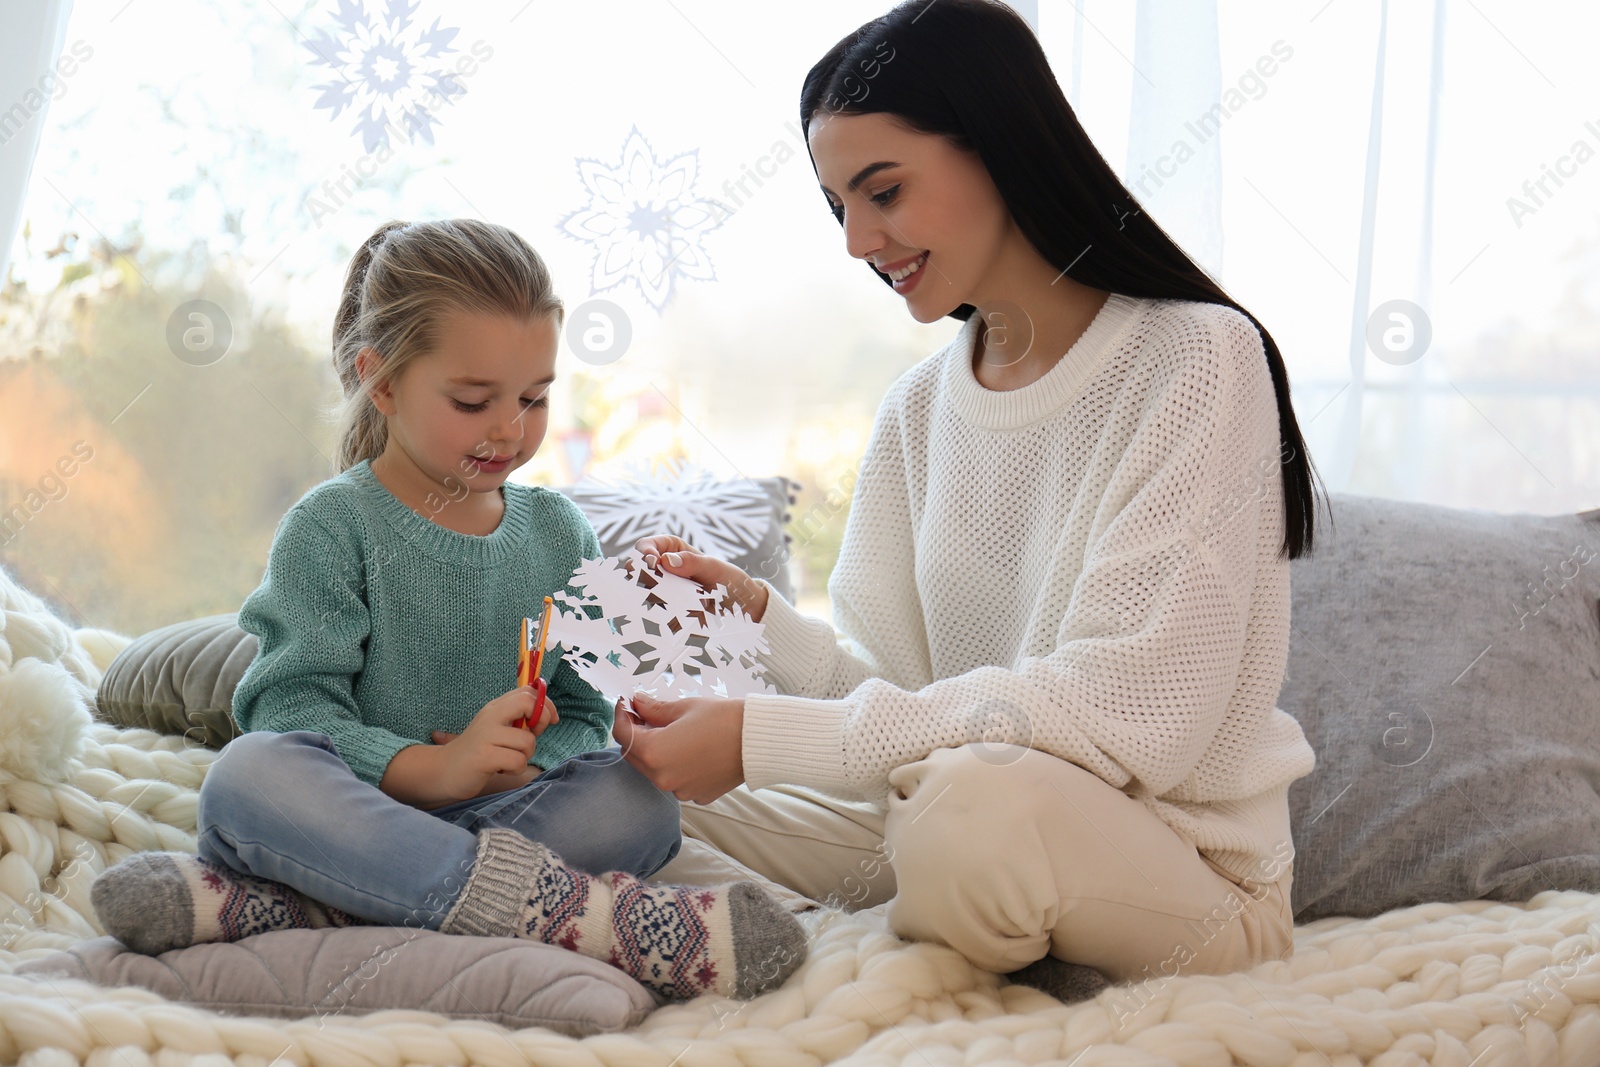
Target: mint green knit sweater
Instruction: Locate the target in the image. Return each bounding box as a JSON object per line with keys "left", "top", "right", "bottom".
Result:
{"left": 231, "top": 458, "right": 612, "bottom": 788}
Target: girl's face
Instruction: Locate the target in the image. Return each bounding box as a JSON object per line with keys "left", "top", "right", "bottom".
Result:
{"left": 809, "top": 111, "right": 1013, "bottom": 323}
{"left": 362, "top": 309, "right": 559, "bottom": 497}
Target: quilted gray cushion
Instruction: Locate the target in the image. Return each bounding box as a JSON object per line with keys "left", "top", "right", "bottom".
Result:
{"left": 16, "top": 927, "right": 661, "bottom": 1033}
{"left": 1280, "top": 494, "right": 1600, "bottom": 922}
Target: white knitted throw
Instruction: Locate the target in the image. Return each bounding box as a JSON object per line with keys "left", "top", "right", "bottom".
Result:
{"left": 3, "top": 575, "right": 1600, "bottom": 1065}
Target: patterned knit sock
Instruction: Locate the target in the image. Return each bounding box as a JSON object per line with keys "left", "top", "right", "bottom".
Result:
{"left": 1002, "top": 953, "right": 1112, "bottom": 1003}
{"left": 91, "top": 851, "right": 369, "bottom": 955}
{"left": 440, "top": 827, "right": 808, "bottom": 1001}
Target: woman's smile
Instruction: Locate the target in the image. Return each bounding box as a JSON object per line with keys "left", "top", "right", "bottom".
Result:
{"left": 884, "top": 251, "right": 930, "bottom": 292}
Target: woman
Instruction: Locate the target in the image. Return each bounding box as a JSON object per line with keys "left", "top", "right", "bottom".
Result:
{"left": 615, "top": 0, "right": 1327, "bottom": 1001}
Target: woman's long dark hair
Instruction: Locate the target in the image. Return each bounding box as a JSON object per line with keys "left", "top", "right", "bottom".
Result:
{"left": 800, "top": 0, "right": 1329, "bottom": 559}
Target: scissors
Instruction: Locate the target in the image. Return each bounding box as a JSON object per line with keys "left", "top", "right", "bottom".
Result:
{"left": 515, "top": 595, "right": 554, "bottom": 730}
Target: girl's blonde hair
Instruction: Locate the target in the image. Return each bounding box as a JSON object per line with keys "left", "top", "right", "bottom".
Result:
{"left": 324, "top": 218, "right": 565, "bottom": 472}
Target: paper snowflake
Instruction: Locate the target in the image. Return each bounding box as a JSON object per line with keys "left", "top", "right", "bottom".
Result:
{"left": 558, "top": 126, "right": 724, "bottom": 313}
{"left": 303, "top": 1, "right": 467, "bottom": 152}
{"left": 543, "top": 552, "right": 776, "bottom": 703}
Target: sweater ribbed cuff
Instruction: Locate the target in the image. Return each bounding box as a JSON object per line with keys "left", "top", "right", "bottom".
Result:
{"left": 530, "top": 720, "right": 601, "bottom": 771}
{"left": 753, "top": 579, "right": 837, "bottom": 695}
{"left": 338, "top": 732, "right": 418, "bottom": 790}
{"left": 741, "top": 690, "right": 853, "bottom": 796}
{"left": 439, "top": 827, "right": 548, "bottom": 938}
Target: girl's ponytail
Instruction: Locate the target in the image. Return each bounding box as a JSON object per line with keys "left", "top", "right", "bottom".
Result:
{"left": 320, "top": 218, "right": 563, "bottom": 474}
{"left": 328, "top": 220, "right": 409, "bottom": 472}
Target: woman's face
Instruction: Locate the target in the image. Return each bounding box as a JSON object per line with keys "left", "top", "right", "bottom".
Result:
{"left": 809, "top": 111, "right": 1013, "bottom": 323}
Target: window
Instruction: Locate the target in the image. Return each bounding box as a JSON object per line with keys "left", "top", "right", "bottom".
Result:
{"left": 3, "top": 1, "right": 1595, "bottom": 637}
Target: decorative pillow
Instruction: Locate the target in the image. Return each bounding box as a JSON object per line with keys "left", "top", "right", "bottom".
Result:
{"left": 92, "top": 612, "right": 254, "bottom": 749}
{"left": 16, "top": 927, "right": 661, "bottom": 1033}
{"left": 554, "top": 462, "right": 798, "bottom": 603}
{"left": 1280, "top": 493, "right": 1600, "bottom": 922}
{"left": 93, "top": 468, "right": 799, "bottom": 748}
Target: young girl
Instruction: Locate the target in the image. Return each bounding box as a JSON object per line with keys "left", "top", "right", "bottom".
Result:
{"left": 606, "top": 0, "right": 1326, "bottom": 1006}
{"left": 91, "top": 218, "right": 807, "bottom": 1003}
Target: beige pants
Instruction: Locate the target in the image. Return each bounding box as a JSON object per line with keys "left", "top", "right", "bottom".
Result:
{"left": 646, "top": 743, "right": 1294, "bottom": 982}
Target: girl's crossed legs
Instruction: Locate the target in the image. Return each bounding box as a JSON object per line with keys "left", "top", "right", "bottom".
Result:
{"left": 196, "top": 729, "right": 682, "bottom": 929}
{"left": 645, "top": 742, "right": 1295, "bottom": 985}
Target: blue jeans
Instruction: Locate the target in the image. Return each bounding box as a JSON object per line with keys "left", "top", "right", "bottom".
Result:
{"left": 195, "top": 730, "right": 682, "bottom": 929}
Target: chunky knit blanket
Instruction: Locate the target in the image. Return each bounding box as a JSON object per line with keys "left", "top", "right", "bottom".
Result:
{"left": 2, "top": 568, "right": 1599, "bottom": 1066}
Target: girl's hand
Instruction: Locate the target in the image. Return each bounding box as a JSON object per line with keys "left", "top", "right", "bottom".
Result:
{"left": 612, "top": 691, "right": 745, "bottom": 804}
{"left": 635, "top": 535, "right": 770, "bottom": 623}
{"left": 429, "top": 687, "right": 559, "bottom": 802}
{"left": 429, "top": 729, "right": 548, "bottom": 799}
{"left": 455, "top": 760, "right": 542, "bottom": 798}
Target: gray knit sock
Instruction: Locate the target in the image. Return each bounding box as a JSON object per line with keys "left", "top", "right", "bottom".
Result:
{"left": 441, "top": 827, "right": 808, "bottom": 1001}
{"left": 1003, "top": 954, "right": 1112, "bottom": 1003}
{"left": 91, "top": 851, "right": 369, "bottom": 955}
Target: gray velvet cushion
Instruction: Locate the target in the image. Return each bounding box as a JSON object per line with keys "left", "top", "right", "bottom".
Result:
{"left": 16, "top": 927, "right": 660, "bottom": 1032}
{"left": 1279, "top": 494, "right": 1600, "bottom": 922}
{"left": 93, "top": 612, "right": 254, "bottom": 749}
{"left": 92, "top": 475, "right": 798, "bottom": 748}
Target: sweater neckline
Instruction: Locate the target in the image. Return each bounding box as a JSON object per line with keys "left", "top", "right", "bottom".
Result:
{"left": 347, "top": 457, "right": 533, "bottom": 564}
{"left": 943, "top": 292, "right": 1144, "bottom": 430}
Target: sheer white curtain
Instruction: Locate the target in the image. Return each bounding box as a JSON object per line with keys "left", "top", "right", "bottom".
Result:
{"left": 1114, "top": 0, "right": 1459, "bottom": 500}
{"left": 0, "top": 0, "right": 75, "bottom": 283}
{"left": 1126, "top": 0, "right": 1225, "bottom": 281}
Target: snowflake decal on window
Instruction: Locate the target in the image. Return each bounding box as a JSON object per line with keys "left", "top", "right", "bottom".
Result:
{"left": 568, "top": 458, "right": 773, "bottom": 561}
{"left": 544, "top": 553, "right": 775, "bottom": 703}
{"left": 303, "top": 0, "right": 467, "bottom": 152}
{"left": 559, "top": 126, "right": 725, "bottom": 314}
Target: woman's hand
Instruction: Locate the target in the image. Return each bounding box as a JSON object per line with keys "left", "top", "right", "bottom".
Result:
{"left": 612, "top": 691, "right": 746, "bottom": 804}
{"left": 635, "top": 535, "right": 770, "bottom": 623}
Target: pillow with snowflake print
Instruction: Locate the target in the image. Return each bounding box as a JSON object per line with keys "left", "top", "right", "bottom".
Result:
{"left": 543, "top": 552, "right": 778, "bottom": 704}
{"left": 554, "top": 459, "right": 797, "bottom": 603}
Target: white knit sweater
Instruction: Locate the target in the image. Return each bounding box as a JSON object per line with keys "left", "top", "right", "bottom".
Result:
{"left": 743, "top": 292, "right": 1317, "bottom": 885}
